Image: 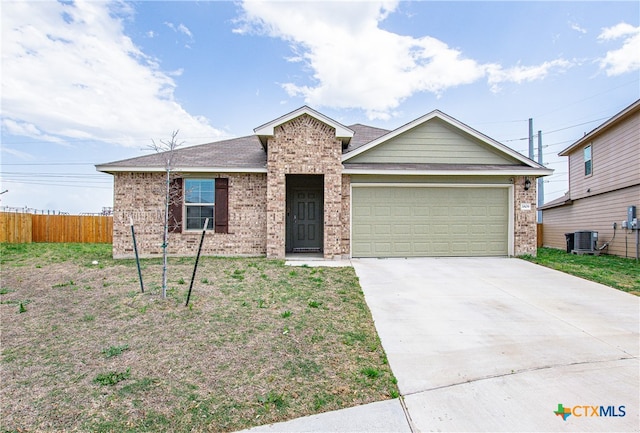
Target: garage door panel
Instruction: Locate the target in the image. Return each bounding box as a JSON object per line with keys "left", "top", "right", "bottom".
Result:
{"left": 431, "top": 242, "right": 450, "bottom": 254}
{"left": 354, "top": 207, "right": 371, "bottom": 217}
{"left": 393, "top": 242, "right": 412, "bottom": 255}
{"left": 393, "top": 206, "right": 412, "bottom": 217}
{"left": 354, "top": 242, "right": 372, "bottom": 255}
{"left": 413, "top": 207, "right": 430, "bottom": 217}
{"left": 430, "top": 208, "right": 449, "bottom": 217}
{"left": 393, "top": 225, "right": 412, "bottom": 235}
{"left": 489, "top": 206, "right": 505, "bottom": 216}
{"left": 375, "top": 207, "right": 391, "bottom": 217}
{"left": 470, "top": 224, "right": 487, "bottom": 233}
{"left": 450, "top": 223, "right": 469, "bottom": 233}
{"left": 450, "top": 207, "right": 468, "bottom": 217}
{"left": 352, "top": 186, "right": 508, "bottom": 257}
{"left": 373, "top": 243, "right": 392, "bottom": 254}
{"left": 374, "top": 225, "right": 391, "bottom": 235}
{"left": 353, "top": 224, "right": 372, "bottom": 235}
{"left": 413, "top": 224, "right": 429, "bottom": 235}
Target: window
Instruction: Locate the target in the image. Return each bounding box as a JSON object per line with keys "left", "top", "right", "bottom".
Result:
{"left": 583, "top": 145, "right": 592, "bottom": 176}
{"left": 185, "top": 179, "right": 215, "bottom": 230}
{"left": 169, "top": 177, "right": 228, "bottom": 234}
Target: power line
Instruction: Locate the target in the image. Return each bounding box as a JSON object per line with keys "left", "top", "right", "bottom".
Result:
{"left": 544, "top": 160, "right": 566, "bottom": 166}
{"left": 533, "top": 78, "right": 640, "bottom": 119}
{"left": 1, "top": 171, "right": 107, "bottom": 177}
{"left": 543, "top": 138, "right": 575, "bottom": 148}
{"left": 0, "top": 179, "right": 112, "bottom": 189}
{"left": 507, "top": 115, "right": 611, "bottom": 146}
{"left": 0, "top": 162, "right": 95, "bottom": 166}
{"left": 0, "top": 135, "right": 225, "bottom": 146}
{"left": 543, "top": 117, "right": 610, "bottom": 135}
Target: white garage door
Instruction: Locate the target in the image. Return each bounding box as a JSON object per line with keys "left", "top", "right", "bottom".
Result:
{"left": 352, "top": 186, "right": 509, "bottom": 257}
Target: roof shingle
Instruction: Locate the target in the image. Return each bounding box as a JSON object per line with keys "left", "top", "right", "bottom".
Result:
{"left": 97, "top": 135, "right": 267, "bottom": 172}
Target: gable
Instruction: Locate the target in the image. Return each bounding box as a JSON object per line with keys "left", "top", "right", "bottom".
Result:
{"left": 254, "top": 105, "right": 353, "bottom": 148}
{"left": 346, "top": 117, "right": 520, "bottom": 165}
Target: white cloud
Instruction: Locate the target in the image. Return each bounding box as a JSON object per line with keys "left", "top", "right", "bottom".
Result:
{"left": 598, "top": 22, "right": 640, "bottom": 76}
{"left": 598, "top": 22, "right": 637, "bottom": 40}
{"left": 486, "top": 59, "right": 573, "bottom": 92}
{"left": 178, "top": 23, "right": 193, "bottom": 39}
{"left": 2, "top": 118, "right": 69, "bottom": 146}
{"left": 570, "top": 22, "right": 587, "bottom": 34}
{"left": 237, "top": 1, "right": 572, "bottom": 120}
{"left": 165, "top": 21, "right": 193, "bottom": 39}
{"left": 0, "top": 146, "right": 35, "bottom": 161}
{"left": 1, "top": 1, "right": 222, "bottom": 147}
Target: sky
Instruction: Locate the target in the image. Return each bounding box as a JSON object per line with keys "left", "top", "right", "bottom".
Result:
{"left": 1, "top": 0, "right": 639, "bottom": 214}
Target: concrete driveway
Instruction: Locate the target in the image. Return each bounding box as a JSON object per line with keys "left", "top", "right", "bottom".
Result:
{"left": 352, "top": 257, "right": 639, "bottom": 432}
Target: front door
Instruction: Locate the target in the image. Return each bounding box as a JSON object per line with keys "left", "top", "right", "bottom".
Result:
{"left": 291, "top": 188, "right": 323, "bottom": 252}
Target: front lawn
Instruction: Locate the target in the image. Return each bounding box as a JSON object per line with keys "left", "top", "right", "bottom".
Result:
{"left": 521, "top": 247, "right": 640, "bottom": 295}
{"left": 0, "top": 243, "right": 397, "bottom": 432}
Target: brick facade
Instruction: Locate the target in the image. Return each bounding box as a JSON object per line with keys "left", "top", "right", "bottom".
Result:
{"left": 265, "top": 114, "right": 344, "bottom": 259}
{"left": 513, "top": 176, "right": 538, "bottom": 256}
{"left": 340, "top": 174, "right": 351, "bottom": 257}
{"left": 112, "top": 172, "right": 267, "bottom": 258}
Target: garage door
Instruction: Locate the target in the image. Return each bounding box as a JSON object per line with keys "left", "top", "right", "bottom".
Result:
{"left": 352, "top": 186, "right": 509, "bottom": 257}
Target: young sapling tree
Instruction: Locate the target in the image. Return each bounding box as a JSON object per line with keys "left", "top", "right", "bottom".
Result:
{"left": 148, "top": 130, "right": 184, "bottom": 298}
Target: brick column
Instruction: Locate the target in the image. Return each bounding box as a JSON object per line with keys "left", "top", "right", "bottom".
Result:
{"left": 340, "top": 174, "right": 351, "bottom": 258}
{"left": 266, "top": 172, "right": 286, "bottom": 258}
{"left": 514, "top": 176, "right": 538, "bottom": 256}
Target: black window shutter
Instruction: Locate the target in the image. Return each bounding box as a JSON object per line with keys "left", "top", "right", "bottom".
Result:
{"left": 168, "top": 177, "right": 183, "bottom": 233}
{"left": 215, "top": 178, "right": 229, "bottom": 234}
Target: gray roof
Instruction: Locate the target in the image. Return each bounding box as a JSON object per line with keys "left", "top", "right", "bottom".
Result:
{"left": 96, "top": 109, "right": 549, "bottom": 176}
{"left": 344, "top": 124, "right": 390, "bottom": 153}
{"left": 97, "top": 123, "right": 390, "bottom": 173}
{"left": 539, "top": 192, "right": 572, "bottom": 210}
{"left": 97, "top": 135, "right": 267, "bottom": 172}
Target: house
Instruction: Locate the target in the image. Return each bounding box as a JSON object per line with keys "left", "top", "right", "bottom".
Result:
{"left": 96, "top": 106, "right": 551, "bottom": 259}
{"left": 540, "top": 99, "right": 640, "bottom": 258}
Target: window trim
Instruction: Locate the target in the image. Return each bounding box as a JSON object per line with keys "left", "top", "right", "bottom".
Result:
{"left": 184, "top": 178, "right": 215, "bottom": 232}
{"left": 583, "top": 144, "right": 592, "bottom": 177}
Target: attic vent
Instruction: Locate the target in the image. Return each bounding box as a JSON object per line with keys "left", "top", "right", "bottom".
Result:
{"left": 573, "top": 231, "right": 598, "bottom": 253}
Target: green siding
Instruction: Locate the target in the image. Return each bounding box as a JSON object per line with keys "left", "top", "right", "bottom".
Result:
{"left": 352, "top": 186, "right": 509, "bottom": 257}
{"left": 349, "top": 118, "right": 518, "bottom": 164}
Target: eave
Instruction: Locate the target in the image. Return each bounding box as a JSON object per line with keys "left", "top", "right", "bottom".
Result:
{"left": 559, "top": 99, "right": 640, "bottom": 156}
{"left": 96, "top": 165, "right": 268, "bottom": 174}
{"left": 343, "top": 163, "right": 553, "bottom": 177}
{"left": 539, "top": 193, "right": 573, "bottom": 210}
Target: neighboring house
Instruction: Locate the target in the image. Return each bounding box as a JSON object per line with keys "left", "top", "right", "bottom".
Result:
{"left": 540, "top": 99, "right": 640, "bottom": 258}
{"left": 96, "top": 106, "right": 551, "bottom": 259}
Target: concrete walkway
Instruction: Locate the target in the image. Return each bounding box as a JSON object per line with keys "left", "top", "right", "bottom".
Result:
{"left": 238, "top": 257, "right": 639, "bottom": 432}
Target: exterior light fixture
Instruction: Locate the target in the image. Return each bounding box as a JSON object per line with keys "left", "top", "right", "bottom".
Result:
{"left": 524, "top": 178, "right": 531, "bottom": 191}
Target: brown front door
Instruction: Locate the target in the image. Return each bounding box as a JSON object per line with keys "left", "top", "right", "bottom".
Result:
{"left": 291, "top": 188, "right": 323, "bottom": 252}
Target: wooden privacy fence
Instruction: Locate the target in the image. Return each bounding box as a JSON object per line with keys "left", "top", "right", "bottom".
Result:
{"left": 0, "top": 213, "right": 112, "bottom": 244}
{"left": 537, "top": 223, "right": 543, "bottom": 248}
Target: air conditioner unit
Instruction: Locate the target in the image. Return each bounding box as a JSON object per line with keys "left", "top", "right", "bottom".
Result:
{"left": 573, "top": 230, "right": 598, "bottom": 253}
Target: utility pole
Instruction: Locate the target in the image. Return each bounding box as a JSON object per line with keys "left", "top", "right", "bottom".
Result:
{"left": 528, "top": 118, "right": 534, "bottom": 160}
{"left": 537, "top": 130, "right": 544, "bottom": 223}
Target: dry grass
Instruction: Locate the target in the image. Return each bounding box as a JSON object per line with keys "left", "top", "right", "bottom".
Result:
{"left": 0, "top": 243, "right": 397, "bottom": 432}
